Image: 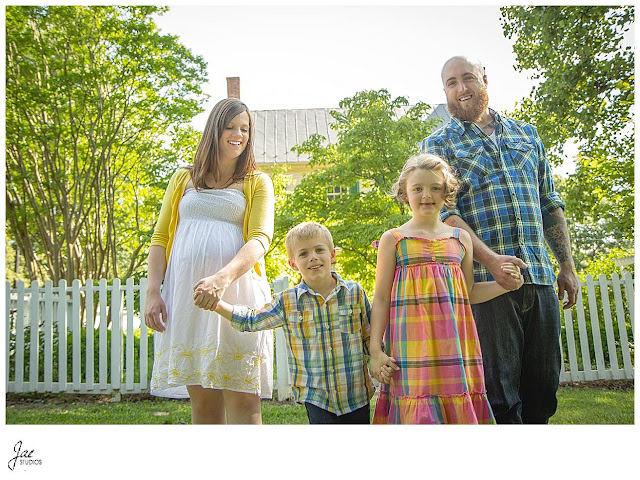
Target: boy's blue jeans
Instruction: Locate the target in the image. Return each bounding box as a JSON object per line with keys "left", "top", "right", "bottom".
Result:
{"left": 472, "top": 284, "right": 562, "bottom": 424}
{"left": 304, "top": 402, "right": 370, "bottom": 424}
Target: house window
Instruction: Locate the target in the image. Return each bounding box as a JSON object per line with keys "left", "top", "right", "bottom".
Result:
{"left": 325, "top": 183, "right": 361, "bottom": 201}
{"left": 326, "top": 185, "right": 346, "bottom": 201}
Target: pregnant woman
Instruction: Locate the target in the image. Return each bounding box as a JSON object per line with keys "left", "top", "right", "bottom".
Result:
{"left": 144, "top": 98, "right": 275, "bottom": 424}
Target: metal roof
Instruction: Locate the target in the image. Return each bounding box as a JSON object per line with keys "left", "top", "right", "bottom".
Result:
{"left": 251, "top": 104, "right": 450, "bottom": 164}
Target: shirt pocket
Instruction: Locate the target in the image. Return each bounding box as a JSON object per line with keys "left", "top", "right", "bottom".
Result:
{"left": 288, "top": 310, "right": 316, "bottom": 340}
{"left": 338, "top": 306, "right": 366, "bottom": 372}
{"left": 338, "top": 305, "right": 362, "bottom": 334}
{"left": 452, "top": 146, "right": 493, "bottom": 186}
{"left": 505, "top": 140, "right": 537, "bottom": 176}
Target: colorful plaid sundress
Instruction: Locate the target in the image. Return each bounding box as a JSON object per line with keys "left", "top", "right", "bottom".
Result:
{"left": 372, "top": 228, "right": 495, "bottom": 424}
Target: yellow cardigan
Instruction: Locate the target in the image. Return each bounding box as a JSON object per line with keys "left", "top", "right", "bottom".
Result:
{"left": 150, "top": 168, "right": 275, "bottom": 278}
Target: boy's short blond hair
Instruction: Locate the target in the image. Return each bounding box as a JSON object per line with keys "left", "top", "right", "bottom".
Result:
{"left": 285, "top": 221, "right": 334, "bottom": 258}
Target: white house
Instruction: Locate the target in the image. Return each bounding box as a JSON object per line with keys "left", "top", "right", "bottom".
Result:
{"left": 226, "top": 77, "right": 451, "bottom": 190}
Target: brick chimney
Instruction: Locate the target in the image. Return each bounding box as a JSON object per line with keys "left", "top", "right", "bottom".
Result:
{"left": 226, "top": 77, "right": 240, "bottom": 99}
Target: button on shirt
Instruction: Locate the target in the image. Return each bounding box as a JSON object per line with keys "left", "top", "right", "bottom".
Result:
{"left": 231, "top": 272, "right": 373, "bottom": 415}
{"left": 421, "top": 110, "right": 565, "bottom": 285}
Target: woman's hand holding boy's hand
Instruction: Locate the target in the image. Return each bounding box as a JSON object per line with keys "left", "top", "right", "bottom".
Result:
{"left": 193, "top": 274, "right": 226, "bottom": 311}
{"left": 193, "top": 288, "right": 220, "bottom": 311}
{"left": 371, "top": 350, "right": 399, "bottom": 384}
{"left": 500, "top": 262, "right": 524, "bottom": 290}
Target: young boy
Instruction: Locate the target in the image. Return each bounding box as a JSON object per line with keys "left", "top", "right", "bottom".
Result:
{"left": 201, "top": 221, "right": 373, "bottom": 424}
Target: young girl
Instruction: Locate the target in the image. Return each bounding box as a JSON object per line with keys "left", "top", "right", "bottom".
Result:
{"left": 370, "top": 153, "right": 524, "bottom": 424}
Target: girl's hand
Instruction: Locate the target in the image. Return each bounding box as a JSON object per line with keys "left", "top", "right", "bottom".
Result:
{"left": 371, "top": 350, "right": 399, "bottom": 384}
{"left": 488, "top": 254, "right": 527, "bottom": 290}
{"left": 145, "top": 290, "right": 168, "bottom": 332}
{"left": 501, "top": 263, "right": 524, "bottom": 290}
{"left": 193, "top": 273, "right": 227, "bottom": 311}
{"left": 379, "top": 363, "right": 397, "bottom": 383}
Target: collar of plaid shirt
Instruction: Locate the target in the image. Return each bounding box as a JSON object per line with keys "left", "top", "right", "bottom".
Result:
{"left": 447, "top": 108, "right": 501, "bottom": 136}
{"left": 294, "top": 271, "right": 352, "bottom": 300}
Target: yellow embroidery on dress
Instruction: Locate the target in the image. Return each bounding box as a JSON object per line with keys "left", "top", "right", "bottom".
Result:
{"left": 201, "top": 346, "right": 216, "bottom": 356}
{"left": 151, "top": 343, "right": 266, "bottom": 393}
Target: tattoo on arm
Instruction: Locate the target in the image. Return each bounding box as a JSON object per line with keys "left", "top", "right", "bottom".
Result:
{"left": 543, "top": 208, "right": 573, "bottom": 265}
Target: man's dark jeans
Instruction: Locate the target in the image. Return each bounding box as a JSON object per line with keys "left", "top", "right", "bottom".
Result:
{"left": 472, "top": 284, "right": 561, "bottom": 424}
{"left": 304, "top": 402, "right": 370, "bottom": 424}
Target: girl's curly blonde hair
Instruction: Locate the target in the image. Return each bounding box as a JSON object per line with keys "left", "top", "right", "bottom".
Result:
{"left": 391, "top": 153, "right": 459, "bottom": 209}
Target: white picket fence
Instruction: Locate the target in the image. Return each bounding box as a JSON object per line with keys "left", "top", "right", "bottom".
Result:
{"left": 6, "top": 278, "right": 150, "bottom": 394}
{"left": 5, "top": 273, "right": 635, "bottom": 398}
{"left": 560, "top": 273, "right": 635, "bottom": 382}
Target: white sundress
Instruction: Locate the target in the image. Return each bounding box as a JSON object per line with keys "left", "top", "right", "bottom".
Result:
{"left": 150, "top": 188, "right": 273, "bottom": 399}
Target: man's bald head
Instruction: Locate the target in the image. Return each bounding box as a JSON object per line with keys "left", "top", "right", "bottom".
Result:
{"left": 441, "top": 56, "right": 485, "bottom": 86}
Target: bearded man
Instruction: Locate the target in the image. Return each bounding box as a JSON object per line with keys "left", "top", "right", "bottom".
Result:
{"left": 421, "top": 56, "right": 578, "bottom": 424}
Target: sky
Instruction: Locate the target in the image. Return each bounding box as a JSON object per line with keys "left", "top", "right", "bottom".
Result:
{"left": 153, "top": 5, "right": 537, "bottom": 127}
{"left": 152, "top": 4, "right": 589, "bottom": 174}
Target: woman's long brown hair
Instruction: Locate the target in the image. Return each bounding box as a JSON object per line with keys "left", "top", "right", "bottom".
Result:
{"left": 189, "top": 98, "right": 258, "bottom": 190}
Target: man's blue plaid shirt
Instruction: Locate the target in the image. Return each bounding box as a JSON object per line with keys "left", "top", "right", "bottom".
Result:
{"left": 421, "top": 110, "right": 564, "bottom": 285}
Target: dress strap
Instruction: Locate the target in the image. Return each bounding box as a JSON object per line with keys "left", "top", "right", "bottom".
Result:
{"left": 371, "top": 228, "right": 404, "bottom": 249}
{"left": 389, "top": 228, "right": 405, "bottom": 241}
{"left": 451, "top": 227, "right": 467, "bottom": 257}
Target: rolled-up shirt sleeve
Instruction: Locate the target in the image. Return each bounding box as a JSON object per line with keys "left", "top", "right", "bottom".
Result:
{"left": 533, "top": 129, "right": 565, "bottom": 216}
{"left": 440, "top": 205, "right": 462, "bottom": 222}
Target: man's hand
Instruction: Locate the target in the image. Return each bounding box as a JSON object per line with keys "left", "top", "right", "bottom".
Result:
{"left": 487, "top": 254, "right": 528, "bottom": 290}
{"left": 501, "top": 263, "right": 524, "bottom": 291}
{"left": 556, "top": 266, "right": 579, "bottom": 309}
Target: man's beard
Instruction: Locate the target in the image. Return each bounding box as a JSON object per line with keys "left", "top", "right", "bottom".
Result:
{"left": 447, "top": 87, "right": 489, "bottom": 122}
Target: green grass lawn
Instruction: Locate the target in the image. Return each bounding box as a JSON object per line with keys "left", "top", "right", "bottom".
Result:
{"left": 5, "top": 394, "right": 309, "bottom": 425}
{"left": 550, "top": 383, "right": 634, "bottom": 424}
{"left": 6, "top": 382, "right": 633, "bottom": 425}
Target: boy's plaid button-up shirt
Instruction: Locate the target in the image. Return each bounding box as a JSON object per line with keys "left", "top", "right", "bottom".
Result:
{"left": 421, "top": 110, "right": 565, "bottom": 285}
{"left": 231, "top": 272, "right": 373, "bottom": 415}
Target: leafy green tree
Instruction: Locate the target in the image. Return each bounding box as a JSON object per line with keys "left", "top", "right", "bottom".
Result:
{"left": 263, "top": 165, "right": 296, "bottom": 284}
{"left": 582, "top": 247, "right": 634, "bottom": 280}
{"left": 275, "top": 90, "right": 436, "bottom": 292}
{"left": 500, "top": 6, "right": 634, "bottom": 255}
{"left": 5, "top": 6, "right": 208, "bottom": 283}
{"left": 554, "top": 168, "right": 632, "bottom": 274}
{"left": 5, "top": 236, "right": 25, "bottom": 284}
